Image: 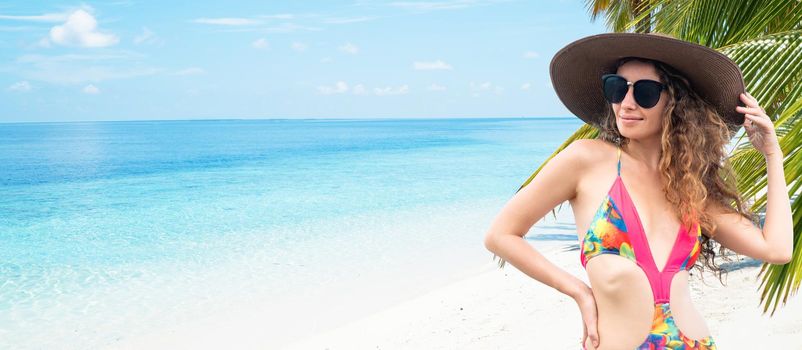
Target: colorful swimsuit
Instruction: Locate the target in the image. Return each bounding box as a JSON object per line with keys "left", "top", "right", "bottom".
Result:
{"left": 580, "top": 146, "right": 716, "bottom": 350}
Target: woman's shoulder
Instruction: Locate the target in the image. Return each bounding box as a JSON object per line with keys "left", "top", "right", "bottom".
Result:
{"left": 559, "top": 138, "right": 617, "bottom": 167}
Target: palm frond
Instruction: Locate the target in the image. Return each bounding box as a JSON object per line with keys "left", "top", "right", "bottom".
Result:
{"left": 584, "top": 0, "right": 654, "bottom": 33}
{"left": 629, "top": 0, "right": 802, "bottom": 47}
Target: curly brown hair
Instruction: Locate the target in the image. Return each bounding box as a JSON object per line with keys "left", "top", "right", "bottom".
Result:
{"left": 596, "top": 57, "right": 759, "bottom": 284}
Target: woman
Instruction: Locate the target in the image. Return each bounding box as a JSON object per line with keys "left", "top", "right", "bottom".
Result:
{"left": 483, "top": 33, "right": 793, "bottom": 350}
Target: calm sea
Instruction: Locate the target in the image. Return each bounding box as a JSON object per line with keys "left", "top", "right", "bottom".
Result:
{"left": 0, "top": 117, "right": 581, "bottom": 349}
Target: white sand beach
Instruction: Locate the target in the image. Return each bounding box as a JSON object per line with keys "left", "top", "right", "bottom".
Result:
{"left": 109, "top": 205, "right": 802, "bottom": 350}
{"left": 284, "top": 252, "right": 802, "bottom": 349}
{"left": 282, "top": 207, "right": 802, "bottom": 350}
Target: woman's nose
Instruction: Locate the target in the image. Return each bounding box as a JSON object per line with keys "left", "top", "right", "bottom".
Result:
{"left": 619, "top": 85, "right": 638, "bottom": 109}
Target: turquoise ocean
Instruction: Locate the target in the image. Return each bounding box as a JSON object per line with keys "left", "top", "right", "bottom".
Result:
{"left": 0, "top": 118, "right": 582, "bottom": 349}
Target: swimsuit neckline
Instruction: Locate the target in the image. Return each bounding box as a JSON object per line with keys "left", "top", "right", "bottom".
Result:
{"left": 613, "top": 174, "right": 688, "bottom": 274}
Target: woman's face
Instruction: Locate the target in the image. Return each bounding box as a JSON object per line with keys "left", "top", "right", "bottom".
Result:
{"left": 611, "top": 60, "right": 669, "bottom": 140}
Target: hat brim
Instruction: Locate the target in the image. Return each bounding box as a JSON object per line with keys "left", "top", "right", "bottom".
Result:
{"left": 550, "top": 33, "right": 745, "bottom": 137}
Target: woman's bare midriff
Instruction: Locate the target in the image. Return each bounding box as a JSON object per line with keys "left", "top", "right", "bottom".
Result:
{"left": 584, "top": 256, "right": 710, "bottom": 349}
{"left": 569, "top": 140, "right": 712, "bottom": 349}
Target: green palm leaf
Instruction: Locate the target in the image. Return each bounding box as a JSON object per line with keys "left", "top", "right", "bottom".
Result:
{"left": 584, "top": 0, "right": 654, "bottom": 33}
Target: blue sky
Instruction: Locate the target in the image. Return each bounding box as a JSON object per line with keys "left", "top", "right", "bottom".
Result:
{"left": 0, "top": 1, "right": 607, "bottom": 122}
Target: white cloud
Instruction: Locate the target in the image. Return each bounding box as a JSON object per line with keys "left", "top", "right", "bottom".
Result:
{"left": 252, "top": 38, "right": 269, "bottom": 49}
{"left": 320, "top": 57, "right": 333, "bottom": 63}
{"left": 193, "top": 17, "right": 260, "bottom": 26}
{"left": 374, "top": 85, "right": 409, "bottom": 96}
{"left": 82, "top": 84, "right": 100, "bottom": 94}
{"left": 318, "top": 81, "right": 349, "bottom": 95}
{"left": 523, "top": 51, "right": 539, "bottom": 59}
{"left": 413, "top": 60, "right": 452, "bottom": 70}
{"left": 175, "top": 67, "right": 205, "bottom": 76}
{"left": 134, "top": 27, "right": 162, "bottom": 45}
{"left": 339, "top": 42, "right": 359, "bottom": 54}
{"left": 8, "top": 81, "right": 32, "bottom": 92}
{"left": 427, "top": 83, "right": 447, "bottom": 91}
{"left": 0, "top": 13, "right": 68, "bottom": 22}
{"left": 48, "top": 9, "right": 119, "bottom": 48}
{"left": 353, "top": 84, "right": 369, "bottom": 95}
{"left": 291, "top": 42, "right": 308, "bottom": 52}
{"left": 520, "top": 82, "right": 531, "bottom": 90}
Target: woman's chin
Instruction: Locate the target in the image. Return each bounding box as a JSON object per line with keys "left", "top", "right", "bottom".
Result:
{"left": 618, "top": 130, "right": 647, "bottom": 141}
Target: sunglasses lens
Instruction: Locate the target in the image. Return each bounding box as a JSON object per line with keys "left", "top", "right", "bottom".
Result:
{"left": 633, "top": 80, "right": 663, "bottom": 108}
{"left": 603, "top": 75, "right": 627, "bottom": 103}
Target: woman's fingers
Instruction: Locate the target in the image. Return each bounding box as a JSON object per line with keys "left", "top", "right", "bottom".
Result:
{"left": 736, "top": 105, "right": 766, "bottom": 117}
{"left": 575, "top": 286, "right": 599, "bottom": 348}
{"left": 587, "top": 320, "right": 599, "bottom": 348}
{"left": 582, "top": 323, "right": 587, "bottom": 347}
{"left": 744, "top": 114, "right": 773, "bottom": 130}
{"left": 584, "top": 335, "right": 597, "bottom": 350}
{"left": 736, "top": 96, "right": 773, "bottom": 133}
{"left": 740, "top": 92, "right": 760, "bottom": 109}
{"left": 581, "top": 307, "right": 599, "bottom": 348}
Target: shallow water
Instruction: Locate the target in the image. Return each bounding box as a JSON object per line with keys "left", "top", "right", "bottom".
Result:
{"left": 0, "top": 117, "right": 581, "bottom": 348}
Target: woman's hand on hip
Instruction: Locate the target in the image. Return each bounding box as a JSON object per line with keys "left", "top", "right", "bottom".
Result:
{"left": 574, "top": 284, "right": 600, "bottom": 349}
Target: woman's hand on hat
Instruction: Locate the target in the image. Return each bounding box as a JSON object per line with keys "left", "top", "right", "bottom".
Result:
{"left": 736, "top": 92, "right": 782, "bottom": 158}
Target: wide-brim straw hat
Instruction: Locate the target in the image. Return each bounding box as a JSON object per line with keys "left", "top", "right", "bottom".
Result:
{"left": 550, "top": 32, "right": 745, "bottom": 137}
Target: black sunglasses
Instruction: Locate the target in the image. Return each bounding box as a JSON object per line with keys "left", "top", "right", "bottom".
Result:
{"left": 602, "top": 74, "right": 666, "bottom": 109}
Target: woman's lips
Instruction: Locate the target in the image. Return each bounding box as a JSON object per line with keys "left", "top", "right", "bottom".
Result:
{"left": 620, "top": 117, "right": 643, "bottom": 125}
